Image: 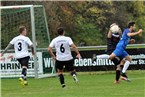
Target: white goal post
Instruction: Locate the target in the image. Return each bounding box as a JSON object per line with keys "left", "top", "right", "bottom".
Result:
{"left": 0, "top": 5, "right": 56, "bottom": 79}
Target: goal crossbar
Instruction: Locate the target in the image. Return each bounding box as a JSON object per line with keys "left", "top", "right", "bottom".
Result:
{"left": 0, "top": 5, "right": 43, "bottom": 9}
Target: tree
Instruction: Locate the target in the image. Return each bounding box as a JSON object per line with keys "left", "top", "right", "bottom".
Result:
{"left": 1, "top": 1, "right": 145, "bottom": 46}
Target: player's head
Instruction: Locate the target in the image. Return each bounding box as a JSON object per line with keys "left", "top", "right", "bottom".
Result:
{"left": 128, "top": 21, "right": 135, "bottom": 31}
{"left": 19, "top": 26, "right": 27, "bottom": 35}
{"left": 57, "top": 27, "right": 65, "bottom": 35}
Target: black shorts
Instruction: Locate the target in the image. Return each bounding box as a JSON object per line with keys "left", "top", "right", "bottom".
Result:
{"left": 17, "top": 56, "right": 30, "bottom": 67}
{"left": 55, "top": 59, "right": 74, "bottom": 71}
{"left": 107, "top": 50, "right": 114, "bottom": 55}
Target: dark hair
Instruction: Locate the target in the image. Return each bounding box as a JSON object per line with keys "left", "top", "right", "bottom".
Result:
{"left": 19, "top": 26, "right": 26, "bottom": 33}
{"left": 128, "top": 22, "right": 135, "bottom": 28}
{"left": 57, "top": 27, "right": 64, "bottom": 35}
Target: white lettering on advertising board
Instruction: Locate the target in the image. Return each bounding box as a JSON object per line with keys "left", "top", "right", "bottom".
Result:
{"left": 0, "top": 52, "right": 43, "bottom": 78}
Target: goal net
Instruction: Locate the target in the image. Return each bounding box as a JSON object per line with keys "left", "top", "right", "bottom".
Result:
{"left": 0, "top": 5, "right": 57, "bottom": 78}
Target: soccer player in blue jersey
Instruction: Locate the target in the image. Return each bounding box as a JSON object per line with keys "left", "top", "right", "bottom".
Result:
{"left": 96, "top": 22, "right": 143, "bottom": 82}
{"left": 106, "top": 23, "right": 135, "bottom": 83}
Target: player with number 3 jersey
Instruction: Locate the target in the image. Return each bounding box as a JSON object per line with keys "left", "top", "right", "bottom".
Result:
{"left": 10, "top": 34, "right": 33, "bottom": 59}
{"left": 1, "top": 26, "right": 34, "bottom": 86}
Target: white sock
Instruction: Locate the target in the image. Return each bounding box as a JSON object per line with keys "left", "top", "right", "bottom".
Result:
{"left": 73, "top": 74, "right": 78, "bottom": 82}
{"left": 73, "top": 74, "right": 76, "bottom": 77}
{"left": 97, "top": 54, "right": 109, "bottom": 59}
{"left": 122, "top": 60, "right": 130, "bottom": 73}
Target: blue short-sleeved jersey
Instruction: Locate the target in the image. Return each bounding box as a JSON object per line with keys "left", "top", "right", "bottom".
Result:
{"left": 113, "top": 28, "right": 131, "bottom": 58}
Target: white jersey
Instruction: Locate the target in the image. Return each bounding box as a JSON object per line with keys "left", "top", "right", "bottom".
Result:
{"left": 10, "top": 35, "right": 33, "bottom": 59}
{"left": 49, "top": 36, "right": 73, "bottom": 61}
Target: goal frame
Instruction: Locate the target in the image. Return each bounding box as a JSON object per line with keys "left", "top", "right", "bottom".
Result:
{"left": 0, "top": 5, "right": 50, "bottom": 78}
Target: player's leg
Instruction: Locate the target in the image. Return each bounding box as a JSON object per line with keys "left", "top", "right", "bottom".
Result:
{"left": 21, "top": 56, "right": 30, "bottom": 81}
{"left": 65, "top": 59, "right": 78, "bottom": 83}
{"left": 120, "top": 58, "right": 127, "bottom": 78}
{"left": 55, "top": 60, "right": 65, "bottom": 88}
{"left": 96, "top": 49, "right": 121, "bottom": 83}
{"left": 107, "top": 51, "right": 120, "bottom": 83}
{"left": 21, "top": 66, "right": 27, "bottom": 81}
{"left": 92, "top": 54, "right": 97, "bottom": 63}
{"left": 121, "top": 60, "right": 131, "bottom": 81}
{"left": 121, "top": 51, "right": 132, "bottom": 81}
{"left": 70, "top": 70, "right": 78, "bottom": 83}
{"left": 21, "top": 66, "right": 28, "bottom": 86}
{"left": 112, "top": 57, "right": 122, "bottom": 84}
{"left": 110, "top": 49, "right": 124, "bottom": 83}
{"left": 93, "top": 47, "right": 121, "bottom": 65}
{"left": 120, "top": 59, "right": 125, "bottom": 70}
{"left": 96, "top": 47, "right": 120, "bottom": 60}
{"left": 97, "top": 53, "right": 121, "bottom": 84}
{"left": 20, "top": 57, "right": 30, "bottom": 80}
{"left": 18, "top": 56, "right": 30, "bottom": 86}
{"left": 96, "top": 54, "right": 110, "bottom": 59}
{"left": 95, "top": 53, "right": 116, "bottom": 60}
{"left": 57, "top": 69, "right": 65, "bottom": 88}
{"left": 114, "top": 64, "right": 121, "bottom": 84}
{"left": 122, "top": 56, "right": 132, "bottom": 73}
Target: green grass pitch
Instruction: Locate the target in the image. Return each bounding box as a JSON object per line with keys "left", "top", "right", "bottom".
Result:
{"left": 1, "top": 70, "right": 145, "bottom": 97}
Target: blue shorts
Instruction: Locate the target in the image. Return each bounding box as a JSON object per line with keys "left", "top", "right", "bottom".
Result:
{"left": 113, "top": 47, "right": 128, "bottom": 58}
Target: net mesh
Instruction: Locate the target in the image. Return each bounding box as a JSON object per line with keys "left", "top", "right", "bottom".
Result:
{"left": 1, "top": 6, "right": 50, "bottom": 49}
{"left": 0, "top": 6, "right": 55, "bottom": 78}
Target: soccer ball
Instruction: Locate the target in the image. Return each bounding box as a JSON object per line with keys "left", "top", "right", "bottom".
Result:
{"left": 110, "top": 24, "right": 121, "bottom": 34}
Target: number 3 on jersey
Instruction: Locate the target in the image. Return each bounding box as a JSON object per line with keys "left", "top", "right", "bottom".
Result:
{"left": 18, "top": 42, "right": 22, "bottom": 51}
{"left": 60, "top": 44, "right": 65, "bottom": 53}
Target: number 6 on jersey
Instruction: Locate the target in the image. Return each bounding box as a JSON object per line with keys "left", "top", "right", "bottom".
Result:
{"left": 60, "top": 44, "right": 65, "bottom": 53}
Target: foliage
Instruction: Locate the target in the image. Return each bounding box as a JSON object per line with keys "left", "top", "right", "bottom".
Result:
{"left": 1, "top": 1, "right": 145, "bottom": 46}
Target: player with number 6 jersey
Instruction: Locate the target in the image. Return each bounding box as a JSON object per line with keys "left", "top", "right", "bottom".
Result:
{"left": 48, "top": 27, "right": 81, "bottom": 88}
{"left": 1, "top": 26, "right": 34, "bottom": 86}
{"left": 49, "top": 36, "right": 73, "bottom": 61}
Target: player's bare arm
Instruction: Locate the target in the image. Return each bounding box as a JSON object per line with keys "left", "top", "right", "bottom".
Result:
{"left": 107, "top": 30, "right": 112, "bottom": 38}
{"left": 127, "top": 29, "right": 143, "bottom": 37}
{"left": 29, "top": 44, "right": 35, "bottom": 55}
{"left": 1, "top": 43, "right": 13, "bottom": 56}
{"left": 70, "top": 44, "right": 81, "bottom": 59}
{"left": 48, "top": 47, "right": 56, "bottom": 60}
